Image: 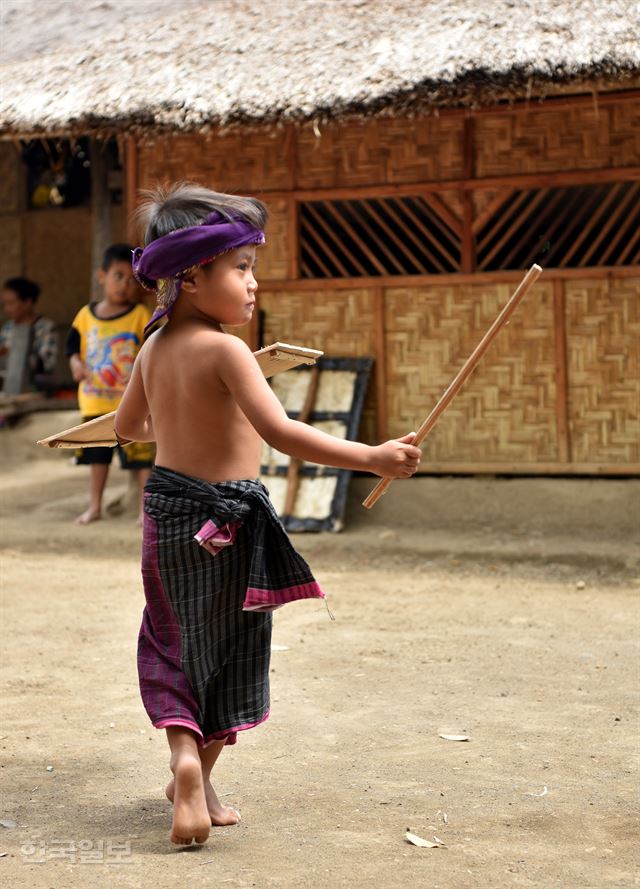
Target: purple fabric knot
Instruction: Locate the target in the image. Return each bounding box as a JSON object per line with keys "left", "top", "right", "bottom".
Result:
{"left": 132, "top": 211, "right": 265, "bottom": 332}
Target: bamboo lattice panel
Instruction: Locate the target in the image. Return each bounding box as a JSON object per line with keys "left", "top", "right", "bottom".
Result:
{"left": 300, "top": 195, "right": 461, "bottom": 276}
{"left": 474, "top": 101, "right": 640, "bottom": 177}
{"left": 138, "top": 131, "right": 291, "bottom": 192}
{"left": 474, "top": 181, "right": 640, "bottom": 270}
{"left": 565, "top": 278, "right": 640, "bottom": 463}
{"left": 384, "top": 281, "right": 558, "bottom": 463}
{"left": 295, "top": 117, "right": 464, "bottom": 188}
{"left": 259, "top": 288, "right": 378, "bottom": 443}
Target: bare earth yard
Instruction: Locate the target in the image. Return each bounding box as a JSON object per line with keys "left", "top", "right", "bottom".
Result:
{"left": 1, "top": 413, "right": 639, "bottom": 889}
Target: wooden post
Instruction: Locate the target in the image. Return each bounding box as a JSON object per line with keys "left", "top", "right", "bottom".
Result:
{"left": 90, "top": 137, "right": 112, "bottom": 300}
{"left": 124, "top": 135, "right": 138, "bottom": 242}
{"left": 461, "top": 116, "right": 475, "bottom": 273}
{"left": 553, "top": 278, "right": 571, "bottom": 462}
{"left": 373, "top": 287, "right": 388, "bottom": 442}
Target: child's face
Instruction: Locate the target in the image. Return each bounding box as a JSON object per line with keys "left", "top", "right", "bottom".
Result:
{"left": 98, "top": 261, "right": 137, "bottom": 307}
{"left": 1, "top": 289, "right": 33, "bottom": 322}
{"left": 188, "top": 247, "right": 258, "bottom": 327}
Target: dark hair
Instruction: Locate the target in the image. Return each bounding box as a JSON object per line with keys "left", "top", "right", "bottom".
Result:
{"left": 135, "top": 182, "right": 268, "bottom": 246}
{"left": 3, "top": 277, "right": 40, "bottom": 304}
{"left": 102, "top": 243, "right": 134, "bottom": 271}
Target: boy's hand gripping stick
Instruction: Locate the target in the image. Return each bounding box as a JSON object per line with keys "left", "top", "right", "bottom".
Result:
{"left": 362, "top": 264, "right": 543, "bottom": 510}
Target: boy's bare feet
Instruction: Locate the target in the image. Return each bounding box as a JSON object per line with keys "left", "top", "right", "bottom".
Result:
{"left": 166, "top": 776, "right": 241, "bottom": 826}
{"left": 74, "top": 508, "right": 102, "bottom": 525}
{"left": 169, "top": 752, "right": 211, "bottom": 845}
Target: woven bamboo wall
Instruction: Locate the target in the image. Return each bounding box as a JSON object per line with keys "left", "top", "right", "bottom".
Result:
{"left": 138, "top": 131, "right": 292, "bottom": 192}
{"left": 259, "top": 288, "right": 378, "bottom": 442}
{"left": 565, "top": 277, "right": 639, "bottom": 463}
{"left": 475, "top": 101, "right": 640, "bottom": 176}
{"left": 134, "top": 96, "right": 639, "bottom": 472}
{"left": 384, "top": 281, "right": 558, "bottom": 463}
{"left": 295, "top": 116, "right": 465, "bottom": 188}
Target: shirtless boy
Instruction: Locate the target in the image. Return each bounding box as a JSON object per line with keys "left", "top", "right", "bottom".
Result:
{"left": 115, "top": 183, "right": 421, "bottom": 846}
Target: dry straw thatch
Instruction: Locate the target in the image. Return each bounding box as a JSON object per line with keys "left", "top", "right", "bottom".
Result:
{"left": 1, "top": 0, "right": 639, "bottom": 137}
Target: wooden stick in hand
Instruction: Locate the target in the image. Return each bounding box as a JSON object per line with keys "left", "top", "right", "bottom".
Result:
{"left": 362, "top": 264, "right": 543, "bottom": 509}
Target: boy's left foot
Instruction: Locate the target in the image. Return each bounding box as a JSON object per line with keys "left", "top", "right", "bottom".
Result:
{"left": 166, "top": 777, "right": 241, "bottom": 826}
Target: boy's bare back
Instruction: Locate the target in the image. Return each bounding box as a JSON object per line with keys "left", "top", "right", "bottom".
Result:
{"left": 140, "top": 321, "right": 263, "bottom": 483}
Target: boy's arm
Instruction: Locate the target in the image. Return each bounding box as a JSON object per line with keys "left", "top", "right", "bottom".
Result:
{"left": 218, "top": 336, "right": 421, "bottom": 478}
{"left": 114, "top": 353, "right": 154, "bottom": 442}
{"left": 65, "top": 326, "right": 89, "bottom": 382}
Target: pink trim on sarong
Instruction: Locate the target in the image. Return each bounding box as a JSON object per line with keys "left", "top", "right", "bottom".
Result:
{"left": 154, "top": 709, "right": 271, "bottom": 747}
{"left": 242, "top": 580, "right": 325, "bottom": 612}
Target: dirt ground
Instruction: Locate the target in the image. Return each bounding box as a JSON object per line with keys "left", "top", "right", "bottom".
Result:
{"left": 1, "top": 412, "right": 639, "bottom": 889}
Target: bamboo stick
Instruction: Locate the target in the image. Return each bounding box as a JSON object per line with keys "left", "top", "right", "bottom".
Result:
{"left": 362, "top": 264, "right": 543, "bottom": 509}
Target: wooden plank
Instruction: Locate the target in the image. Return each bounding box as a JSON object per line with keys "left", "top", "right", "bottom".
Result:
{"left": 420, "top": 191, "right": 462, "bottom": 236}
{"left": 579, "top": 184, "right": 639, "bottom": 266}
{"left": 478, "top": 188, "right": 553, "bottom": 269}
{"left": 476, "top": 188, "right": 533, "bottom": 254}
{"left": 348, "top": 201, "right": 407, "bottom": 274}
{"left": 472, "top": 188, "right": 515, "bottom": 234}
{"left": 598, "top": 188, "right": 640, "bottom": 265}
{"left": 553, "top": 279, "right": 570, "bottom": 463}
{"left": 373, "top": 287, "right": 388, "bottom": 442}
{"left": 461, "top": 190, "right": 474, "bottom": 273}
{"left": 287, "top": 197, "right": 300, "bottom": 279}
{"left": 558, "top": 183, "right": 622, "bottom": 266}
{"left": 90, "top": 137, "right": 111, "bottom": 301}
{"left": 400, "top": 198, "right": 459, "bottom": 269}
{"left": 360, "top": 200, "right": 430, "bottom": 274}
{"left": 260, "top": 165, "right": 640, "bottom": 202}
{"left": 321, "top": 200, "right": 388, "bottom": 275}
{"left": 383, "top": 197, "right": 447, "bottom": 272}
{"left": 502, "top": 186, "right": 585, "bottom": 270}
{"left": 301, "top": 203, "right": 354, "bottom": 276}
{"left": 258, "top": 265, "right": 640, "bottom": 291}
{"left": 283, "top": 365, "right": 320, "bottom": 516}
{"left": 124, "top": 135, "right": 138, "bottom": 242}
{"left": 617, "top": 224, "right": 640, "bottom": 265}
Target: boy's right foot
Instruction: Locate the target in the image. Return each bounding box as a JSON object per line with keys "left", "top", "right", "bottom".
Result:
{"left": 166, "top": 777, "right": 241, "bottom": 826}
{"left": 169, "top": 753, "right": 211, "bottom": 845}
{"left": 74, "top": 508, "right": 102, "bottom": 525}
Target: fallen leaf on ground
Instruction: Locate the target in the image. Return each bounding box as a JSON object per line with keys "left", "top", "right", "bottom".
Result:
{"left": 405, "top": 830, "right": 444, "bottom": 848}
{"left": 0, "top": 820, "right": 17, "bottom": 829}
{"left": 439, "top": 733, "right": 470, "bottom": 742}
{"left": 525, "top": 785, "right": 548, "bottom": 797}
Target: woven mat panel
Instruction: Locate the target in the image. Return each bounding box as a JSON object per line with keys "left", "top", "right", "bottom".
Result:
{"left": 610, "top": 101, "right": 640, "bottom": 166}
{"left": 0, "top": 216, "right": 21, "bottom": 285}
{"left": 259, "top": 288, "right": 378, "bottom": 443}
{"left": 295, "top": 117, "right": 464, "bottom": 189}
{"left": 474, "top": 105, "right": 623, "bottom": 177}
{"left": 138, "top": 132, "right": 291, "bottom": 192}
{"left": 259, "top": 199, "right": 289, "bottom": 280}
{"left": 384, "top": 282, "right": 558, "bottom": 463}
{"left": 0, "top": 143, "right": 20, "bottom": 214}
{"left": 24, "top": 208, "right": 93, "bottom": 324}
{"left": 565, "top": 277, "right": 640, "bottom": 463}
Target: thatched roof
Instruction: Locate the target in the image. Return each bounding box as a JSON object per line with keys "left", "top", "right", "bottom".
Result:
{"left": 1, "top": 0, "right": 638, "bottom": 137}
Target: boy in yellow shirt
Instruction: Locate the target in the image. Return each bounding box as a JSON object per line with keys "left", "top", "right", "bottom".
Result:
{"left": 66, "top": 244, "right": 154, "bottom": 524}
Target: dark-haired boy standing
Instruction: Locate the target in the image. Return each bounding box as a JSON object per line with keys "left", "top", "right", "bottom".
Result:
{"left": 66, "top": 243, "right": 153, "bottom": 525}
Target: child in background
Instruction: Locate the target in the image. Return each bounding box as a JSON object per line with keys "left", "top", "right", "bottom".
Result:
{"left": 0, "top": 277, "right": 58, "bottom": 394}
{"left": 115, "top": 183, "right": 421, "bottom": 847}
{"left": 66, "top": 244, "right": 154, "bottom": 525}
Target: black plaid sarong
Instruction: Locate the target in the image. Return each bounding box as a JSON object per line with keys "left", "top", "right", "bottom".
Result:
{"left": 138, "top": 466, "right": 325, "bottom": 746}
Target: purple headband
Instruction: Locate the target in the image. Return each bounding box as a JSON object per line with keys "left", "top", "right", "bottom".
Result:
{"left": 132, "top": 210, "right": 266, "bottom": 331}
